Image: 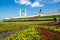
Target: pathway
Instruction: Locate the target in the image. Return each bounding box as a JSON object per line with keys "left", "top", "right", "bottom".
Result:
{"left": 0, "top": 26, "right": 29, "bottom": 40}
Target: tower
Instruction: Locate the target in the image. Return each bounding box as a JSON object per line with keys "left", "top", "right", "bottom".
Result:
{"left": 25, "top": 9, "right": 26, "bottom": 16}
{"left": 20, "top": 9, "right": 22, "bottom": 17}
{"left": 19, "top": 9, "right": 27, "bottom": 17}
{"left": 39, "top": 9, "right": 43, "bottom": 16}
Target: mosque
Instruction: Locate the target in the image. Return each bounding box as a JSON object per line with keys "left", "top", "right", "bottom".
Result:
{"left": 5, "top": 9, "right": 60, "bottom": 19}
{"left": 5, "top": 9, "right": 41, "bottom": 19}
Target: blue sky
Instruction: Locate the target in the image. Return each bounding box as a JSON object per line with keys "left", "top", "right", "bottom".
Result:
{"left": 0, "top": 0, "right": 60, "bottom": 20}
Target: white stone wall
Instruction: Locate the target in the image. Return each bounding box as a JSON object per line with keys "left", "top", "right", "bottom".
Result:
{"left": 42, "top": 12, "right": 60, "bottom": 16}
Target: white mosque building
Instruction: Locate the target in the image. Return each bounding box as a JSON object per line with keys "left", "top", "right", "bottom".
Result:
{"left": 5, "top": 9, "right": 60, "bottom": 19}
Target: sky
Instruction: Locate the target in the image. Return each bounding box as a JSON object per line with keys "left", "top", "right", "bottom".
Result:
{"left": 0, "top": 0, "right": 60, "bottom": 20}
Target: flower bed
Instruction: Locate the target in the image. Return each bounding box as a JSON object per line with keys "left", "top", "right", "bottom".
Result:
{"left": 37, "top": 27, "right": 60, "bottom": 40}
{"left": 28, "top": 18, "right": 37, "bottom": 20}
{"left": 48, "top": 21, "right": 60, "bottom": 26}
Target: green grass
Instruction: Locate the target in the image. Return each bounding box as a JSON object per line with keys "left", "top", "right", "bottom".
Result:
{"left": 3, "top": 27, "right": 40, "bottom": 40}
{"left": 3, "top": 24, "right": 60, "bottom": 40}
{"left": 3, "top": 15, "right": 60, "bottom": 22}
{"left": 0, "top": 21, "right": 52, "bottom": 32}
{"left": 0, "top": 22, "right": 28, "bottom": 32}
{"left": 0, "top": 15, "right": 60, "bottom": 40}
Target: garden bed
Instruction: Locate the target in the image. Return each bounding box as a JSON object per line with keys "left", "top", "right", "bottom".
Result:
{"left": 37, "top": 27, "right": 60, "bottom": 40}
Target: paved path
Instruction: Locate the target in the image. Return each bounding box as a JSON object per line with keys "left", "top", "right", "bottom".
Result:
{"left": 0, "top": 26, "right": 29, "bottom": 40}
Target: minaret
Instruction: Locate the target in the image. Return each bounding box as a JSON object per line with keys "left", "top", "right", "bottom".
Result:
{"left": 39, "top": 9, "right": 43, "bottom": 16}
{"left": 20, "top": 9, "right": 21, "bottom": 17}
{"left": 25, "top": 9, "right": 26, "bottom": 16}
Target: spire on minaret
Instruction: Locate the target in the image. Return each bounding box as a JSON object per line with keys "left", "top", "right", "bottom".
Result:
{"left": 39, "top": 9, "right": 42, "bottom": 13}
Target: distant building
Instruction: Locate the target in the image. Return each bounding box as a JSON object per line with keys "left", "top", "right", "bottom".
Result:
{"left": 5, "top": 9, "right": 60, "bottom": 19}
{"left": 5, "top": 17, "right": 10, "bottom": 19}
{"left": 38, "top": 9, "right": 60, "bottom": 16}
{"left": 20, "top": 9, "right": 26, "bottom": 17}
{"left": 38, "top": 9, "right": 44, "bottom": 16}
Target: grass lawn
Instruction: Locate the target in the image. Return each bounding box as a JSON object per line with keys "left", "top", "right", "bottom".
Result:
{"left": 0, "top": 15, "right": 60, "bottom": 40}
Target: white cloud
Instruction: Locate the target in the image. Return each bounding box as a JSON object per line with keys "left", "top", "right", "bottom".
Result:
{"left": 15, "top": 0, "right": 18, "bottom": 3}
{"left": 36, "top": 0, "right": 60, "bottom": 3}
{"left": 47, "top": 0, "right": 60, "bottom": 3}
{"left": 15, "top": 0, "right": 31, "bottom": 5}
{"left": 15, "top": 0, "right": 60, "bottom": 7}
{"left": 31, "top": 1, "right": 44, "bottom": 7}
{"left": 19, "top": 0, "right": 31, "bottom": 5}
{"left": 14, "top": 0, "right": 44, "bottom": 7}
{"left": 53, "top": 0, "right": 60, "bottom": 2}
